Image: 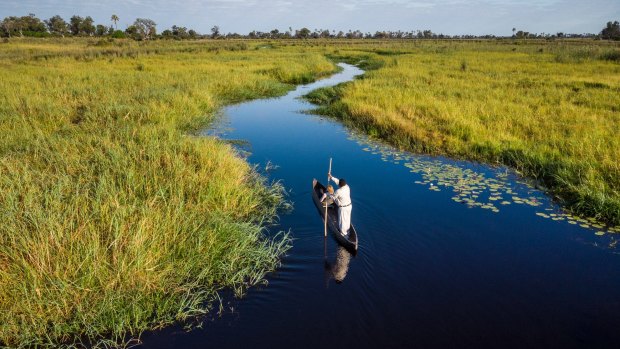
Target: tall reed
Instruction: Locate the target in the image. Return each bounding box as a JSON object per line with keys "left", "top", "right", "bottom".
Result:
{"left": 308, "top": 40, "right": 620, "bottom": 225}
{"left": 0, "top": 38, "right": 336, "bottom": 348}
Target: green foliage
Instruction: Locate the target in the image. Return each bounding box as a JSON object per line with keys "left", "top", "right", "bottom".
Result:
{"left": 304, "top": 85, "right": 342, "bottom": 105}
{"left": 1, "top": 14, "right": 47, "bottom": 37}
{"left": 45, "top": 15, "right": 69, "bottom": 37}
{"left": 460, "top": 60, "right": 468, "bottom": 71}
{"left": 307, "top": 39, "right": 620, "bottom": 225}
{"left": 296, "top": 27, "right": 311, "bottom": 38}
{"left": 133, "top": 18, "right": 157, "bottom": 40}
{"left": 110, "top": 30, "right": 126, "bottom": 39}
{"left": 600, "top": 49, "right": 620, "bottom": 61}
{"left": 0, "top": 38, "right": 337, "bottom": 348}
{"left": 601, "top": 20, "right": 620, "bottom": 40}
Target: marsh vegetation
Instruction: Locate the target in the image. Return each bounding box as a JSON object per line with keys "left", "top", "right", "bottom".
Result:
{"left": 1, "top": 37, "right": 619, "bottom": 348}
{"left": 307, "top": 39, "right": 620, "bottom": 226}
{"left": 0, "top": 38, "right": 335, "bottom": 348}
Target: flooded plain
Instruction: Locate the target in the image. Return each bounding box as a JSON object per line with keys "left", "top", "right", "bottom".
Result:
{"left": 141, "top": 64, "right": 620, "bottom": 348}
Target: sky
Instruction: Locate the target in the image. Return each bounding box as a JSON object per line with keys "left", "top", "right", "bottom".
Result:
{"left": 1, "top": 0, "right": 619, "bottom": 36}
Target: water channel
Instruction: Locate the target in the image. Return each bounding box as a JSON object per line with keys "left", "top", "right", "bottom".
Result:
{"left": 141, "top": 64, "right": 620, "bottom": 348}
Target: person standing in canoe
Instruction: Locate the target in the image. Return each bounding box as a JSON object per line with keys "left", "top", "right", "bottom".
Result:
{"left": 322, "top": 173, "right": 352, "bottom": 236}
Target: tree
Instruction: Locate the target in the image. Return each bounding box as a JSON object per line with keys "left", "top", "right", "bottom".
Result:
{"left": 296, "top": 27, "right": 310, "bottom": 39}
{"left": 1, "top": 14, "right": 48, "bottom": 37}
{"left": 133, "top": 18, "right": 156, "bottom": 40}
{"left": 601, "top": 21, "right": 620, "bottom": 40}
{"left": 111, "top": 14, "right": 119, "bottom": 29}
{"left": 1, "top": 17, "right": 20, "bottom": 37}
{"left": 111, "top": 30, "right": 125, "bottom": 38}
{"left": 172, "top": 25, "right": 189, "bottom": 38}
{"left": 211, "top": 25, "right": 220, "bottom": 38}
{"left": 45, "top": 15, "right": 68, "bottom": 37}
{"left": 512, "top": 27, "right": 516, "bottom": 37}
{"left": 80, "top": 16, "right": 96, "bottom": 36}
{"left": 20, "top": 14, "right": 47, "bottom": 35}
{"left": 374, "top": 31, "right": 387, "bottom": 39}
{"left": 69, "top": 15, "right": 82, "bottom": 35}
{"left": 125, "top": 25, "right": 138, "bottom": 39}
{"left": 95, "top": 24, "right": 107, "bottom": 36}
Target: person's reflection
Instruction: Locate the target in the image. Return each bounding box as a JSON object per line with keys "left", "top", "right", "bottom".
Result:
{"left": 325, "top": 246, "right": 352, "bottom": 283}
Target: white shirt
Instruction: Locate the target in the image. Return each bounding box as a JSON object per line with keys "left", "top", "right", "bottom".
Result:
{"left": 330, "top": 176, "right": 352, "bottom": 207}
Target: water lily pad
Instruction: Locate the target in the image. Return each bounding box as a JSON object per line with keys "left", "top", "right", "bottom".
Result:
{"left": 346, "top": 129, "right": 612, "bottom": 233}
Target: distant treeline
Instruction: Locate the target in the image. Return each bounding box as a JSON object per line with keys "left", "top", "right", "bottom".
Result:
{"left": 0, "top": 14, "right": 199, "bottom": 40}
{"left": 1, "top": 14, "right": 619, "bottom": 41}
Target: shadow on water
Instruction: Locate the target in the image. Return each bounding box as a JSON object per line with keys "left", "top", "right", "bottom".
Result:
{"left": 325, "top": 244, "right": 353, "bottom": 285}
{"left": 140, "top": 64, "right": 620, "bottom": 349}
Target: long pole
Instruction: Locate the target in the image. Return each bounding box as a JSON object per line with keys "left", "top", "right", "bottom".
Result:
{"left": 325, "top": 158, "right": 332, "bottom": 237}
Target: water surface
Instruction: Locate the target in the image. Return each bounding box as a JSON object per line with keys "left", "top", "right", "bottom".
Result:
{"left": 142, "top": 64, "right": 620, "bottom": 348}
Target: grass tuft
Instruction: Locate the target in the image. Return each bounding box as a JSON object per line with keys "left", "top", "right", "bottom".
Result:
{"left": 0, "top": 38, "right": 337, "bottom": 348}
{"left": 307, "top": 39, "right": 620, "bottom": 225}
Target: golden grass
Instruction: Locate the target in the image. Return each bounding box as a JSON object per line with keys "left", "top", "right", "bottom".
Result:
{"left": 308, "top": 39, "right": 620, "bottom": 224}
{"left": 0, "top": 38, "right": 335, "bottom": 348}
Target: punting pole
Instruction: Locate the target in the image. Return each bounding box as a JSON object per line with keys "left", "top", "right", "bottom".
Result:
{"left": 325, "top": 158, "right": 332, "bottom": 237}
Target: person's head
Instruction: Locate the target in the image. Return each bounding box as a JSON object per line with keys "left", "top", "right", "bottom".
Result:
{"left": 338, "top": 178, "right": 347, "bottom": 187}
{"left": 327, "top": 185, "right": 334, "bottom": 194}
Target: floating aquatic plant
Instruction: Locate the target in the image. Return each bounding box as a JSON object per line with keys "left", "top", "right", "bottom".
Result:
{"left": 346, "top": 129, "right": 620, "bottom": 242}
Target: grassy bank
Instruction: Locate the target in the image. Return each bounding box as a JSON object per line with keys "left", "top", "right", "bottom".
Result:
{"left": 307, "top": 40, "right": 620, "bottom": 226}
{"left": 0, "top": 38, "right": 336, "bottom": 348}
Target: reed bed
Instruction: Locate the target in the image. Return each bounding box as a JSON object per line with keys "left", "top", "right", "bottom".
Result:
{"left": 3, "top": 37, "right": 619, "bottom": 347}
{"left": 0, "top": 39, "right": 335, "bottom": 348}
{"left": 307, "top": 39, "right": 620, "bottom": 225}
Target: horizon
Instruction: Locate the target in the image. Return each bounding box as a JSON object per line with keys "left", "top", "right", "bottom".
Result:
{"left": 2, "top": 0, "right": 619, "bottom": 36}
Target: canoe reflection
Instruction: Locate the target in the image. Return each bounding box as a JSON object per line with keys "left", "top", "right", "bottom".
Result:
{"left": 325, "top": 245, "right": 352, "bottom": 284}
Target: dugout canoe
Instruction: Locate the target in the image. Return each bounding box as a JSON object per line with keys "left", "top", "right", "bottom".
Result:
{"left": 312, "top": 179, "right": 358, "bottom": 252}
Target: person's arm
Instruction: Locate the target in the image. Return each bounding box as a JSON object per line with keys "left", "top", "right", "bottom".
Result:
{"left": 319, "top": 193, "right": 328, "bottom": 202}
{"left": 331, "top": 187, "right": 343, "bottom": 203}
{"left": 329, "top": 174, "right": 339, "bottom": 184}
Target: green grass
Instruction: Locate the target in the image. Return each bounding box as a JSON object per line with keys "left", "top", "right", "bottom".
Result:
{"left": 2, "top": 37, "right": 619, "bottom": 347}
{"left": 0, "top": 38, "right": 336, "bottom": 348}
{"left": 307, "top": 39, "right": 620, "bottom": 226}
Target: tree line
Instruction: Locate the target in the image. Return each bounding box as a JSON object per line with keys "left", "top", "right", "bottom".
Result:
{"left": 1, "top": 14, "right": 618, "bottom": 41}
{"left": 0, "top": 14, "right": 200, "bottom": 40}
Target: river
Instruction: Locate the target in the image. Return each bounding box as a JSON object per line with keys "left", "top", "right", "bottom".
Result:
{"left": 141, "top": 64, "right": 620, "bottom": 348}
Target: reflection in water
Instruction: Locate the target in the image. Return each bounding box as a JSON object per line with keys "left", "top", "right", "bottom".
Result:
{"left": 325, "top": 244, "right": 352, "bottom": 284}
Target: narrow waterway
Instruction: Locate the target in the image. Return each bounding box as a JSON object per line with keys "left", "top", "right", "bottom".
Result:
{"left": 142, "top": 64, "right": 620, "bottom": 348}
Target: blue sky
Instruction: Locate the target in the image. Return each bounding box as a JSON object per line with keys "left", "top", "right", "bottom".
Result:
{"left": 2, "top": 0, "right": 619, "bottom": 36}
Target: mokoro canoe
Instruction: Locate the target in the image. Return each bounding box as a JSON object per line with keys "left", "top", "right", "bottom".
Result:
{"left": 312, "top": 179, "right": 358, "bottom": 252}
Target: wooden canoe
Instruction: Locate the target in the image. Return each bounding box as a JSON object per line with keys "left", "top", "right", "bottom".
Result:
{"left": 312, "top": 179, "right": 358, "bottom": 252}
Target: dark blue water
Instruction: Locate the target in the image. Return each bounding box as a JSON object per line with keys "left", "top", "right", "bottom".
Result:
{"left": 142, "top": 64, "right": 620, "bottom": 348}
